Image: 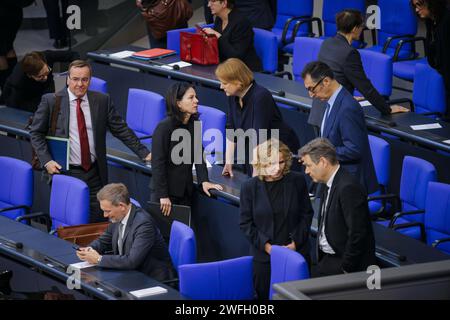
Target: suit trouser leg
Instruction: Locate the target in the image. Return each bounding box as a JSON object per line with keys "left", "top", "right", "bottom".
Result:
{"left": 313, "top": 253, "right": 344, "bottom": 278}
{"left": 253, "top": 260, "right": 270, "bottom": 300}
{"left": 66, "top": 163, "right": 105, "bottom": 223}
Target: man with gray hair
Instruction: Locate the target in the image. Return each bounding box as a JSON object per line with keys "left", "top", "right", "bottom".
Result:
{"left": 299, "top": 138, "right": 376, "bottom": 277}
{"left": 76, "top": 183, "right": 174, "bottom": 281}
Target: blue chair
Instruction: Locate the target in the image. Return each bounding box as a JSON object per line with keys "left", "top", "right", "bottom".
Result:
{"left": 126, "top": 89, "right": 166, "bottom": 144}
{"left": 272, "top": 0, "right": 315, "bottom": 54}
{"left": 356, "top": 49, "right": 393, "bottom": 98}
{"left": 366, "top": 0, "right": 418, "bottom": 61}
{"left": 253, "top": 28, "right": 278, "bottom": 73}
{"left": 269, "top": 246, "right": 309, "bottom": 299}
{"left": 292, "top": 37, "right": 323, "bottom": 83}
{"left": 169, "top": 221, "right": 196, "bottom": 272}
{"left": 88, "top": 77, "right": 108, "bottom": 94}
{"left": 368, "top": 135, "right": 390, "bottom": 215}
{"left": 373, "top": 156, "right": 437, "bottom": 240}
{"left": 0, "top": 157, "right": 33, "bottom": 221}
{"left": 178, "top": 256, "right": 254, "bottom": 300}
{"left": 393, "top": 57, "right": 427, "bottom": 82}
{"left": 130, "top": 198, "right": 141, "bottom": 208}
{"left": 198, "top": 105, "right": 226, "bottom": 164}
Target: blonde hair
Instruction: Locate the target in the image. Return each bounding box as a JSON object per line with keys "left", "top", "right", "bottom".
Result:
{"left": 215, "top": 58, "right": 254, "bottom": 89}
{"left": 252, "top": 139, "right": 292, "bottom": 180}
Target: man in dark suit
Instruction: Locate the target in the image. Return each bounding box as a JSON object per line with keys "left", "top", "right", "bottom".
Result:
{"left": 301, "top": 61, "right": 378, "bottom": 195}
{"left": 76, "top": 183, "right": 174, "bottom": 281}
{"left": 299, "top": 138, "right": 376, "bottom": 277}
{"left": 30, "top": 60, "right": 151, "bottom": 222}
{"left": 318, "top": 9, "right": 408, "bottom": 116}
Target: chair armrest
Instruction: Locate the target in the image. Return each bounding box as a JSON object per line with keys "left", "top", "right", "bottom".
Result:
{"left": 393, "top": 36, "right": 426, "bottom": 61}
{"left": 273, "top": 71, "right": 293, "bottom": 80}
{"left": 391, "top": 221, "right": 426, "bottom": 242}
{"left": 138, "top": 135, "right": 152, "bottom": 140}
{"left": 290, "top": 17, "right": 323, "bottom": 43}
{"left": 421, "top": 111, "right": 443, "bottom": 117}
{"left": 281, "top": 15, "right": 312, "bottom": 45}
{"left": 389, "top": 209, "right": 425, "bottom": 228}
{"left": 386, "top": 98, "right": 414, "bottom": 112}
{"left": 161, "top": 278, "right": 179, "bottom": 289}
{"left": 0, "top": 205, "right": 30, "bottom": 214}
{"left": 15, "top": 212, "right": 52, "bottom": 232}
{"left": 382, "top": 34, "right": 416, "bottom": 54}
{"left": 432, "top": 237, "right": 450, "bottom": 249}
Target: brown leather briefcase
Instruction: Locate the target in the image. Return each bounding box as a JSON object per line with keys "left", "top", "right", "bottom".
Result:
{"left": 57, "top": 222, "right": 110, "bottom": 247}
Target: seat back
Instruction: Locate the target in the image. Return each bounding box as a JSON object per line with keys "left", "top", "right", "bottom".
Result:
{"left": 126, "top": 89, "right": 166, "bottom": 144}
{"left": 198, "top": 105, "right": 226, "bottom": 164}
{"left": 273, "top": 0, "right": 313, "bottom": 33}
{"left": 269, "top": 246, "right": 309, "bottom": 299}
{"left": 377, "top": 0, "right": 417, "bottom": 54}
{"left": 88, "top": 77, "right": 108, "bottom": 94}
{"left": 357, "top": 49, "right": 393, "bottom": 97}
{"left": 368, "top": 135, "right": 390, "bottom": 188}
{"left": 169, "top": 221, "right": 196, "bottom": 271}
{"left": 424, "top": 182, "right": 450, "bottom": 254}
{"left": 292, "top": 37, "right": 324, "bottom": 82}
{"left": 0, "top": 157, "right": 33, "bottom": 220}
{"left": 322, "top": 0, "right": 366, "bottom": 38}
{"left": 413, "top": 63, "right": 447, "bottom": 115}
{"left": 50, "top": 175, "right": 89, "bottom": 229}
{"left": 167, "top": 24, "right": 213, "bottom": 54}
{"left": 179, "top": 256, "right": 254, "bottom": 300}
{"left": 253, "top": 28, "right": 278, "bottom": 73}
{"left": 400, "top": 156, "right": 437, "bottom": 222}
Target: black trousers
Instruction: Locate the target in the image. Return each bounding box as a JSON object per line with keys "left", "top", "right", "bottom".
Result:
{"left": 312, "top": 251, "right": 344, "bottom": 278}
{"left": 42, "top": 0, "right": 69, "bottom": 41}
{"left": 253, "top": 260, "right": 271, "bottom": 300}
{"left": 66, "top": 162, "right": 105, "bottom": 223}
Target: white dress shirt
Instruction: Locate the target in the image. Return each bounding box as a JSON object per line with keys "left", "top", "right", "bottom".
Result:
{"left": 320, "top": 85, "right": 342, "bottom": 137}
{"left": 68, "top": 89, "right": 96, "bottom": 165}
{"left": 319, "top": 165, "right": 340, "bottom": 254}
{"left": 117, "top": 207, "right": 132, "bottom": 250}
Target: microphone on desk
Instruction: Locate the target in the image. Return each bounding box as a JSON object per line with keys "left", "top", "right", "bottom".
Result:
{"left": 268, "top": 89, "right": 285, "bottom": 97}
{"left": 94, "top": 280, "right": 122, "bottom": 298}
{"left": 0, "top": 236, "right": 23, "bottom": 250}
{"left": 365, "top": 115, "right": 397, "bottom": 127}
{"left": 147, "top": 59, "right": 180, "bottom": 70}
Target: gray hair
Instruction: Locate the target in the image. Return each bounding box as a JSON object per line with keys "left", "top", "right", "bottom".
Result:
{"left": 97, "top": 183, "right": 130, "bottom": 206}
{"left": 299, "top": 138, "right": 338, "bottom": 165}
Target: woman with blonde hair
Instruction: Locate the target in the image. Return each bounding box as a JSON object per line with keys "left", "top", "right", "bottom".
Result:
{"left": 216, "top": 58, "right": 300, "bottom": 177}
{"left": 239, "top": 138, "right": 313, "bottom": 299}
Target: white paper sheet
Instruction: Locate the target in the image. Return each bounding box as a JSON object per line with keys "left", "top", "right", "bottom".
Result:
{"left": 359, "top": 100, "right": 372, "bottom": 107}
{"left": 410, "top": 123, "right": 442, "bottom": 130}
{"left": 109, "top": 50, "right": 135, "bottom": 59}
{"left": 69, "top": 261, "right": 95, "bottom": 269}
{"left": 161, "top": 61, "right": 192, "bottom": 69}
{"left": 443, "top": 139, "right": 450, "bottom": 145}
{"left": 130, "top": 286, "right": 168, "bottom": 298}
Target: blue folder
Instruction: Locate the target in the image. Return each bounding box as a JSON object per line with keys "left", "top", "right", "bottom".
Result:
{"left": 46, "top": 136, "right": 70, "bottom": 171}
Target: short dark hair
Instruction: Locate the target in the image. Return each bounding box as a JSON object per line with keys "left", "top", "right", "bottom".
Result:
{"left": 68, "top": 60, "right": 92, "bottom": 77}
{"left": 97, "top": 183, "right": 131, "bottom": 206}
{"left": 21, "top": 52, "right": 47, "bottom": 76}
{"left": 410, "top": 0, "right": 448, "bottom": 21}
{"left": 299, "top": 138, "right": 338, "bottom": 165}
{"left": 223, "top": 0, "right": 235, "bottom": 9}
{"left": 336, "top": 9, "right": 364, "bottom": 34}
{"left": 301, "top": 61, "right": 335, "bottom": 82}
{"left": 165, "top": 82, "right": 199, "bottom": 123}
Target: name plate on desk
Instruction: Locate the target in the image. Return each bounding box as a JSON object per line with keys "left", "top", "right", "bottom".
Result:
{"left": 130, "top": 286, "right": 168, "bottom": 298}
{"left": 410, "top": 123, "right": 442, "bottom": 131}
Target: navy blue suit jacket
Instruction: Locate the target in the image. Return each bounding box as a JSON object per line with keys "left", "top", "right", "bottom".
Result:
{"left": 320, "top": 87, "right": 378, "bottom": 195}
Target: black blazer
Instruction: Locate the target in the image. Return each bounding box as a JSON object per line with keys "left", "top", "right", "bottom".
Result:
{"left": 90, "top": 205, "right": 174, "bottom": 281}
{"left": 151, "top": 116, "right": 209, "bottom": 200}
{"left": 213, "top": 9, "right": 262, "bottom": 71}
{"left": 318, "top": 34, "right": 391, "bottom": 115}
{"left": 240, "top": 172, "right": 314, "bottom": 263}
{"left": 29, "top": 89, "right": 150, "bottom": 186}
{"left": 318, "top": 167, "right": 376, "bottom": 273}
{"left": 234, "top": 0, "right": 275, "bottom": 30}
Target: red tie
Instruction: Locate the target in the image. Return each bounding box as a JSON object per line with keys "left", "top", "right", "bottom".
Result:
{"left": 76, "top": 98, "right": 91, "bottom": 171}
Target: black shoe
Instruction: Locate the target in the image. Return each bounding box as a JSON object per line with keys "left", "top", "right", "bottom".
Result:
{"left": 0, "top": 270, "right": 13, "bottom": 295}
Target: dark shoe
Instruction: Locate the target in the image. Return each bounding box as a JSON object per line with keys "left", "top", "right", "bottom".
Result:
{"left": 0, "top": 270, "right": 13, "bottom": 295}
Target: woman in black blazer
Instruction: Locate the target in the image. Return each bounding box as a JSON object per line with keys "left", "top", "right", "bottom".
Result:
{"left": 202, "top": 0, "right": 262, "bottom": 71}
{"left": 150, "top": 82, "right": 222, "bottom": 216}
{"left": 215, "top": 58, "right": 300, "bottom": 177}
{"left": 240, "top": 139, "right": 314, "bottom": 299}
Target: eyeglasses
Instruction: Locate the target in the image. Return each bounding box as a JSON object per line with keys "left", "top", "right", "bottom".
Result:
{"left": 306, "top": 77, "right": 326, "bottom": 94}
{"left": 33, "top": 66, "right": 51, "bottom": 80}
{"left": 68, "top": 76, "right": 90, "bottom": 84}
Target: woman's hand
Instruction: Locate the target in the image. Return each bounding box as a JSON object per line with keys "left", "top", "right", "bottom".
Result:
{"left": 202, "top": 28, "right": 221, "bottom": 38}
{"left": 222, "top": 163, "right": 234, "bottom": 177}
{"left": 284, "top": 241, "right": 296, "bottom": 251}
{"left": 202, "top": 182, "right": 223, "bottom": 197}
{"left": 264, "top": 242, "right": 272, "bottom": 255}
{"left": 160, "top": 198, "right": 172, "bottom": 216}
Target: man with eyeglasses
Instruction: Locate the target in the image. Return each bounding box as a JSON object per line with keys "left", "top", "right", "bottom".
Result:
{"left": 1, "top": 50, "right": 78, "bottom": 112}
{"left": 301, "top": 61, "right": 378, "bottom": 195}
{"left": 30, "top": 60, "right": 152, "bottom": 223}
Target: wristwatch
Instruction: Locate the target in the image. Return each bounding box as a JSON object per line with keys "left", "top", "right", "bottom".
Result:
{"left": 97, "top": 255, "right": 102, "bottom": 264}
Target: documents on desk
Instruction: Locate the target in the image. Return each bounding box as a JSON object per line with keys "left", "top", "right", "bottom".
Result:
{"left": 443, "top": 139, "right": 450, "bottom": 145}
{"left": 161, "top": 61, "right": 192, "bottom": 69}
{"left": 410, "top": 123, "right": 443, "bottom": 131}
{"left": 109, "top": 50, "right": 135, "bottom": 59}
{"left": 359, "top": 100, "right": 372, "bottom": 107}
{"left": 69, "top": 261, "right": 95, "bottom": 269}
{"left": 129, "top": 286, "right": 168, "bottom": 298}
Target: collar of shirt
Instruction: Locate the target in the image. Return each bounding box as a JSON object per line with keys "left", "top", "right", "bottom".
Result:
{"left": 326, "top": 165, "right": 340, "bottom": 190}
{"left": 67, "top": 88, "right": 87, "bottom": 103}
{"left": 326, "top": 85, "right": 342, "bottom": 112}
{"left": 235, "top": 81, "right": 255, "bottom": 108}
{"left": 120, "top": 206, "right": 132, "bottom": 229}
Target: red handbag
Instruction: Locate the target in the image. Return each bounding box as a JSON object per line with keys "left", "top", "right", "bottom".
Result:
{"left": 180, "top": 30, "right": 219, "bottom": 66}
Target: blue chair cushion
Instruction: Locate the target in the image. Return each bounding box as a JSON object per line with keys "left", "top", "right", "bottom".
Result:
{"left": 393, "top": 58, "right": 427, "bottom": 81}
{"left": 377, "top": 218, "right": 422, "bottom": 240}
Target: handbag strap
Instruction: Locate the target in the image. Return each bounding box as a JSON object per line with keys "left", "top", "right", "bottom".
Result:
{"left": 49, "top": 95, "right": 62, "bottom": 136}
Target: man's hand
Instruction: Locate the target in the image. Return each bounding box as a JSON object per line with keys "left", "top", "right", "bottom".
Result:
{"left": 160, "top": 197, "right": 172, "bottom": 216}
{"left": 202, "top": 182, "right": 223, "bottom": 197}
{"left": 222, "top": 164, "right": 234, "bottom": 177}
{"left": 390, "top": 104, "right": 410, "bottom": 113}
{"left": 76, "top": 247, "right": 101, "bottom": 265}
{"left": 144, "top": 153, "right": 152, "bottom": 162}
{"left": 264, "top": 242, "right": 272, "bottom": 255}
{"left": 353, "top": 96, "right": 365, "bottom": 101}
{"left": 45, "top": 160, "right": 62, "bottom": 174}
